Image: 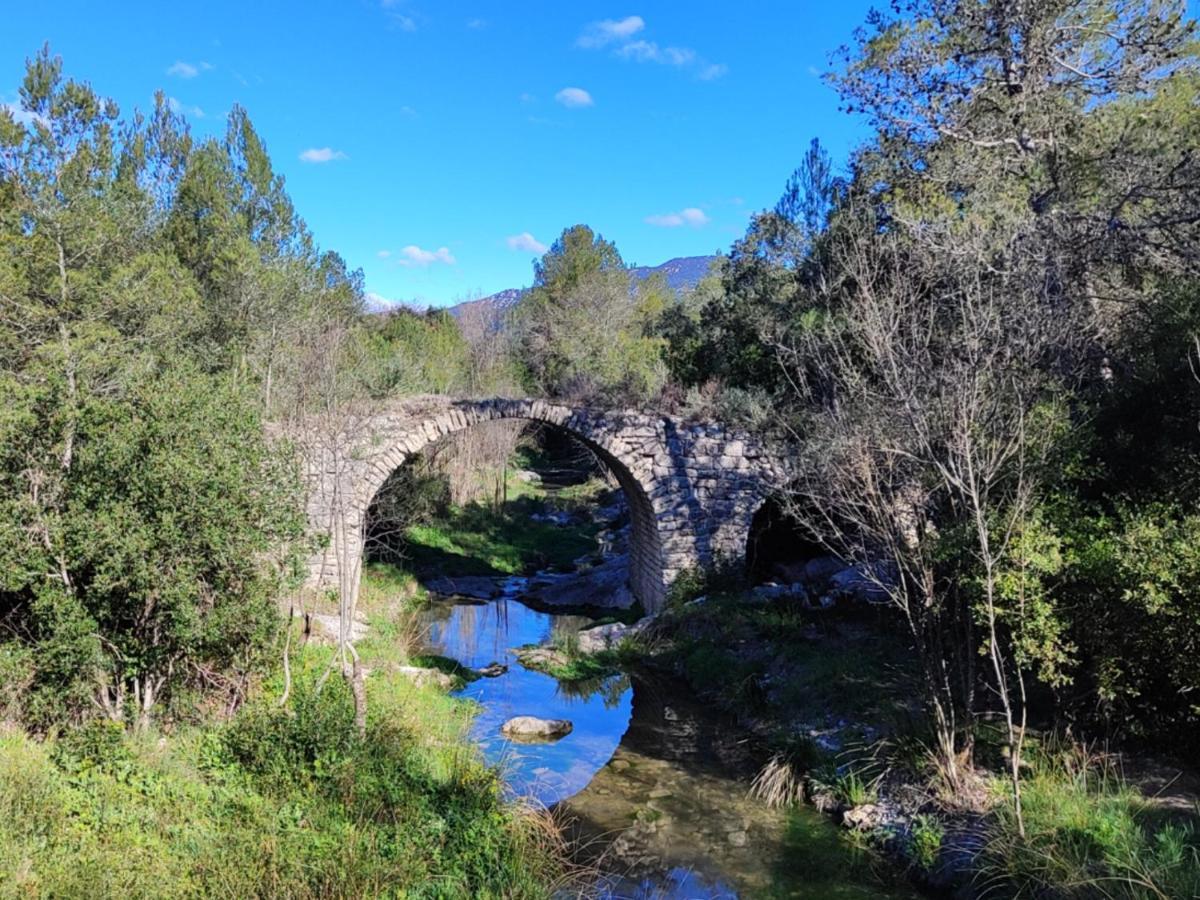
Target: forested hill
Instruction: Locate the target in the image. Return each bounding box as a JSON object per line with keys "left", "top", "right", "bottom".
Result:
{"left": 446, "top": 255, "right": 717, "bottom": 321}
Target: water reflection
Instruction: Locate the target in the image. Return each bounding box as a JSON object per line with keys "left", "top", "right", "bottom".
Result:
{"left": 415, "top": 583, "right": 633, "bottom": 806}
{"left": 416, "top": 585, "right": 920, "bottom": 899}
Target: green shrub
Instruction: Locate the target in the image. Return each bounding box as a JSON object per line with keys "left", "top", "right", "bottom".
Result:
{"left": 909, "top": 814, "right": 944, "bottom": 872}
{"left": 982, "top": 745, "right": 1200, "bottom": 899}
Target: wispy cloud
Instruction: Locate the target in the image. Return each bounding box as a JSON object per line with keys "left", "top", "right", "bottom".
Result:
{"left": 299, "top": 147, "right": 348, "bottom": 163}
{"left": 617, "top": 40, "right": 694, "bottom": 66}
{"left": 576, "top": 15, "right": 645, "bottom": 48}
{"left": 506, "top": 232, "right": 548, "bottom": 254}
{"left": 395, "top": 245, "right": 456, "bottom": 267}
{"left": 166, "top": 60, "right": 211, "bottom": 79}
{"left": 467, "top": 17, "right": 486, "bottom": 29}
{"left": 166, "top": 96, "right": 205, "bottom": 118}
{"left": 645, "top": 207, "right": 710, "bottom": 228}
{"left": 2, "top": 101, "right": 48, "bottom": 128}
{"left": 555, "top": 87, "right": 594, "bottom": 108}
{"left": 381, "top": 0, "right": 418, "bottom": 30}
{"left": 578, "top": 16, "right": 726, "bottom": 80}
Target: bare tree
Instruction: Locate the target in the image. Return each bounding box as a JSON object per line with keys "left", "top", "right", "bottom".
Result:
{"left": 775, "top": 205, "right": 1079, "bottom": 817}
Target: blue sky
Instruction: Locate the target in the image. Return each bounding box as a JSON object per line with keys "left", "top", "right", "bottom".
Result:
{"left": 2, "top": 1, "right": 881, "bottom": 307}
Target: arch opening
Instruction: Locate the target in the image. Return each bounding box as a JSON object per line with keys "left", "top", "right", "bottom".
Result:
{"left": 357, "top": 411, "right": 665, "bottom": 611}
{"left": 744, "top": 496, "right": 824, "bottom": 586}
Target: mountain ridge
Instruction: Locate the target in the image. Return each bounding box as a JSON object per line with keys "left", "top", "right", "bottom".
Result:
{"left": 446, "top": 254, "right": 717, "bottom": 321}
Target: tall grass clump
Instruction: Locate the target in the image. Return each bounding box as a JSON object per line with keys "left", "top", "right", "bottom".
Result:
{"left": 980, "top": 742, "right": 1200, "bottom": 899}
{"left": 0, "top": 664, "right": 572, "bottom": 899}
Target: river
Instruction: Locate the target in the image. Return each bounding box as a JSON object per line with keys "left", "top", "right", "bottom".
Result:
{"left": 415, "top": 579, "right": 922, "bottom": 899}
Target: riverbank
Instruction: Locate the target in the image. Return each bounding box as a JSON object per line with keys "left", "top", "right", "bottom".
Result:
{"left": 0, "top": 639, "right": 573, "bottom": 898}
{"left": 619, "top": 574, "right": 1200, "bottom": 899}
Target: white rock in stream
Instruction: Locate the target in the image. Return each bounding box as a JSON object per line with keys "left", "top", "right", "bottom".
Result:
{"left": 500, "top": 716, "right": 574, "bottom": 741}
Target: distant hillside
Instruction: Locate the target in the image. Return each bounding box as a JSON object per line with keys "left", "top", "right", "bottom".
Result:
{"left": 447, "top": 255, "right": 717, "bottom": 321}
{"left": 629, "top": 255, "right": 718, "bottom": 292}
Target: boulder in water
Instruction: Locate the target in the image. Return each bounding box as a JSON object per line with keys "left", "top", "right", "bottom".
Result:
{"left": 500, "top": 716, "right": 573, "bottom": 741}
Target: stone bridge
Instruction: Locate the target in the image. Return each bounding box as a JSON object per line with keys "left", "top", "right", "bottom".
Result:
{"left": 301, "top": 397, "right": 781, "bottom": 613}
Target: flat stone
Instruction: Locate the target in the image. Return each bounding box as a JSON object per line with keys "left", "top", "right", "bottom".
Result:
{"left": 500, "top": 716, "right": 573, "bottom": 742}
{"left": 423, "top": 575, "right": 505, "bottom": 601}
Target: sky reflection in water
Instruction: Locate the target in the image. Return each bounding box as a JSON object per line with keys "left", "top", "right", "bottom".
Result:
{"left": 418, "top": 588, "right": 632, "bottom": 806}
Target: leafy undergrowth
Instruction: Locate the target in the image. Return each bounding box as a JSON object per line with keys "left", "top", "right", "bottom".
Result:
{"left": 401, "top": 498, "right": 600, "bottom": 579}
{"left": 979, "top": 743, "right": 1200, "bottom": 899}
{"left": 0, "top": 571, "right": 575, "bottom": 899}
{"left": 650, "top": 585, "right": 1200, "bottom": 898}
{"left": 0, "top": 668, "right": 570, "bottom": 899}
{"left": 658, "top": 589, "right": 918, "bottom": 729}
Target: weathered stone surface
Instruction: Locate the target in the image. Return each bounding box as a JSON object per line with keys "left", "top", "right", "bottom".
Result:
{"left": 575, "top": 618, "right": 649, "bottom": 654}
{"left": 309, "top": 613, "right": 369, "bottom": 644}
{"left": 521, "top": 554, "right": 635, "bottom": 611}
{"left": 298, "top": 396, "right": 782, "bottom": 614}
{"left": 500, "top": 716, "right": 573, "bottom": 741}
{"left": 392, "top": 665, "right": 455, "bottom": 690}
{"left": 423, "top": 575, "right": 505, "bottom": 601}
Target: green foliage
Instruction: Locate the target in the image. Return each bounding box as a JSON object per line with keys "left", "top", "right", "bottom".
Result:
{"left": 514, "top": 224, "right": 668, "bottom": 404}
{"left": 982, "top": 744, "right": 1200, "bottom": 899}
{"left": 908, "top": 814, "right": 944, "bottom": 873}
{"left": 0, "top": 673, "right": 567, "bottom": 899}
{"left": 1061, "top": 503, "right": 1200, "bottom": 744}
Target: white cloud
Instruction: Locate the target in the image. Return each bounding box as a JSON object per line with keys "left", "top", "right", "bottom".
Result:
{"left": 365, "top": 291, "right": 406, "bottom": 311}
{"left": 299, "top": 147, "right": 348, "bottom": 163}
{"left": 381, "top": 0, "right": 417, "bottom": 30}
{"left": 377, "top": 250, "right": 393, "bottom": 259}
{"left": 577, "top": 15, "right": 645, "bottom": 48}
{"left": 645, "top": 207, "right": 710, "bottom": 228}
{"left": 166, "top": 60, "right": 212, "bottom": 79}
{"left": 618, "top": 40, "right": 694, "bottom": 66}
{"left": 397, "top": 245, "right": 456, "bottom": 267}
{"left": 506, "top": 232, "right": 548, "bottom": 254}
{"left": 467, "top": 17, "right": 486, "bottom": 29}
{"left": 555, "top": 87, "right": 594, "bottom": 108}
{"left": 579, "top": 17, "right": 725, "bottom": 80}
{"left": 166, "top": 96, "right": 205, "bottom": 118}
{"left": 2, "top": 101, "right": 48, "bottom": 128}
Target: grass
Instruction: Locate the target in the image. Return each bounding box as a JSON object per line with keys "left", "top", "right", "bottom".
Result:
{"left": 0, "top": 563, "right": 578, "bottom": 899}
{"left": 401, "top": 499, "right": 600, "bottom": 579}
{"left": 0, "top": 663, "right": 571, "bottom": 899}
{"left": 980, "top": 742, "right": 1200, "bottom": 899}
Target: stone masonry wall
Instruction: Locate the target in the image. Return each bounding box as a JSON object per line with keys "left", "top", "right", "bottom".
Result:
{"left": 301, "top": 397, "right": 780, "bottom": 614}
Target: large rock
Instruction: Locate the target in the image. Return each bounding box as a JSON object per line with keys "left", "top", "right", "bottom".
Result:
{"left": 522, "top": 554, "right": 635, "bottom": 611}
{"left": 423, "top": 575, "right": 505, "bottom": 601}
{"left": 576, "top": 619, "right": 643, "bottom": 654}
{"left": 309, "top": 613, "right": 369, "bottom": 644}
{"left": 500, "top": 716, "right": 573, "bottom": 741}
{"left": 829, "top": 562, "right": 895, "bottom": 603}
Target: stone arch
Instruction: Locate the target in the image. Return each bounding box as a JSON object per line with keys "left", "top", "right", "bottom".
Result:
{"left": 302, "top": 397, "right": 782, "bottom": 614}
{"left": 306, "top": 399, "right": 668, "bottom": 610}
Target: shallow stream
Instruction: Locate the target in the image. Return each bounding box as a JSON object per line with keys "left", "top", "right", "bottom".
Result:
{"left": 416, "top": 580, "right": 920, "bottom": 899}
